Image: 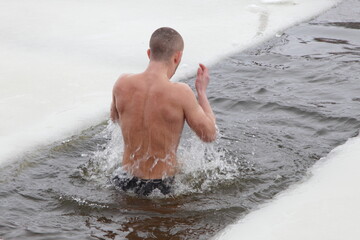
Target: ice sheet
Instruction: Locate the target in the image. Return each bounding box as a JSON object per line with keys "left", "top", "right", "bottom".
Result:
{"left": 214, "top": 134, "right": 360, "bottom": 240}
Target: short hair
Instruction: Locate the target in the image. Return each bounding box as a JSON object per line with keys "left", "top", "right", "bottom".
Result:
{"left": 149, "top": 27, "right": 184, "bottom": 61}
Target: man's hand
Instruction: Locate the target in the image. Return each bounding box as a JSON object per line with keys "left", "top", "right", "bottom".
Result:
{"left": 195, "top": 63, "right": 210, "bottom": 94}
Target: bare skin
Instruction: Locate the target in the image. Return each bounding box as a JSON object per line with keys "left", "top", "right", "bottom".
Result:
{"left": 111, "top": 50, "right": 216, "bottom": 179}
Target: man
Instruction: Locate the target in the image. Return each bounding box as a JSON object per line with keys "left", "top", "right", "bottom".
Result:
{"left": 111, "top": 27, "right": 216, "bottom": 196}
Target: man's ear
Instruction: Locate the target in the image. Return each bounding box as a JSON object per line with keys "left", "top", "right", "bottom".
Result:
{"left": 147, "top": 49, "right": 151, "bottom": 60}
{"left": 174, "top": 51, "right": 183, "bottom": 64}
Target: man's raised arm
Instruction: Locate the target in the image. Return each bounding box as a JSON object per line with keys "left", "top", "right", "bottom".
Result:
{"left": 182, "top": 64, "right": 216, "bottom": 142}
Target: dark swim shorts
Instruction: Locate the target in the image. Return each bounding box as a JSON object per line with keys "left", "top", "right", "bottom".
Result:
{"left": 112, "top": 175, "right": 174, "bottom": 196}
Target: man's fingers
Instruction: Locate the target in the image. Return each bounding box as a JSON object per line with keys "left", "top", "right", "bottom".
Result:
{"left": 199, "top": 63, "right": 209, "bottom": 76}
{"left": 197, "top": 67, "right": 203, "bottom": 77}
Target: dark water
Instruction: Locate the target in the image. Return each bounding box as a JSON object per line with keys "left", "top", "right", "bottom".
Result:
{"left": 1, "top": 0, "right": 360, "bottom": 239}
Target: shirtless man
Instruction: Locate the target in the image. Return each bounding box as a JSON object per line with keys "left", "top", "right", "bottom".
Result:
{"left": 111, "top": 27, "right": 216, "bottom": 195}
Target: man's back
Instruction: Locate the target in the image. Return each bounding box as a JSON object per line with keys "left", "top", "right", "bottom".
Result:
{"left": 112, "top": 72, "right": 186, "bottom": 179}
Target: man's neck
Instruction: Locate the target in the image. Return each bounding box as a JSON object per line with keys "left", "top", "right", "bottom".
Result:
{"left": 145, "top": 61, "right": 174, "bottom": 80}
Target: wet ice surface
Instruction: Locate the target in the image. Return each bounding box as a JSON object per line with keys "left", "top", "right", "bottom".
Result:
{"left": 1, "top": 0, "right": 360, "bottom": 239}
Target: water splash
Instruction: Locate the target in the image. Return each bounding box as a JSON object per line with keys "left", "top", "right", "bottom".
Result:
{"left": 175, "top": 135, "right": 240, "bottom": 194}
{"left": 78, "top": 121, "right": 123, "bottom": 183}
{"left": 78, "top": 121, "right": 245, "bottom": 196}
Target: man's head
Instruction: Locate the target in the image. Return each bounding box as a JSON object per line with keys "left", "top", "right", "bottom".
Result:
{"left": 148, "top": 27, "right": 184, "bottom": 63}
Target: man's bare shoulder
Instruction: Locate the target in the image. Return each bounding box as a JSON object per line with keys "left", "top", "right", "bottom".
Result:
{"left": 169, "top": 82, "right": 197, "bottom": 107}
{"left": 113, "top": 73, "right": 141, "bottom": 93}
{"left": 171, "top": 82, "right": 193, "bottom": 94}
{"left": 114, "top": 73, "right": 134, "bottom": 86}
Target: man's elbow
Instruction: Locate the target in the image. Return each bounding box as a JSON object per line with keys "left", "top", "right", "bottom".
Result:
{"left": 110, "top": 116, "right": 118, "bottom": 123}
{"left": 206, "top": 130, "right": 217, "bottom": 142}
{"left": 199, "top": 126, "right": 217, "bottom": 143}
{"left": 202, "top": 134, "right": 216, "bottom": 143}
{"left": 110, "top": 104, "right": 119, "bottom": 123}
{"left": 110, "top": 111, "right": 119, "bottom": 123}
